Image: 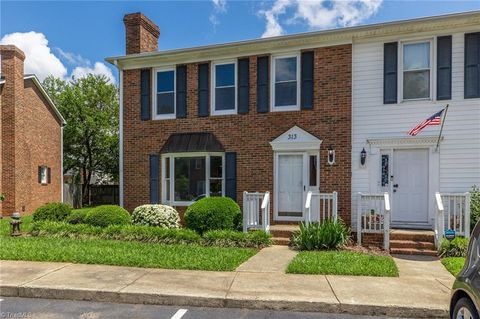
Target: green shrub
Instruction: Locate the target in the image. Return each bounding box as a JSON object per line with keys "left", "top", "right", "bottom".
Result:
{"left": 131, "top": 204, "right": 180, "bottom": 228}
{"left": 202, "top": 230, "right": 272, "bottom": 248}
{"left": 32, "top": 202, "right": 72, "bottom": 222}
{"left": 184, "top": 197, "right": 241, "bottom": 234}
{"left": 291, "top": 219, "right": 349, "bottom": 251}
{"left": 470, "top": 186, "right": 480, "bottom": 232}
{"left": 66, "top": 210, "right": 89, "bottom": 224}
{"left": 84, "top": 205, "right": 131, "bottom": 227}
{"left": 439, "top": 237, "right": 469, "bottom": 257}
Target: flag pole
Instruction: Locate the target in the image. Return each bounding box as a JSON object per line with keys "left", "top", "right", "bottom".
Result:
{"left": 435, "top": 104, "right": 449, "bottom": 152}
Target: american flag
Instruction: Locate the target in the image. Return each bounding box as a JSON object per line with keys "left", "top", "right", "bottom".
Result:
{"left": 408, "top": 109, "right": 445, "bottom": 136}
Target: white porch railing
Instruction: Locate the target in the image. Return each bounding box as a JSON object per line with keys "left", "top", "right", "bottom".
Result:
{"left": 305, "top": 191, "right": 338, "bottom": 224}
{"left": 435, "top": 192, "right": 471, "bottom": 247}
{"left": 356, "top": 192, "right": 391, "bottom": 250}
{"left": 243, "top": 191, "right": 270, "bottom": 233}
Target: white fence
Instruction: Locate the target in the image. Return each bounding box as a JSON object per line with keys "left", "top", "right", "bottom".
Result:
{"left": 435, "top": 192, "right": 471, "bottom": 246}
{"left": 243, "top": 191, "right": 270, "bottom": 233}
{"left": 356, "top": 192, "right": 391, "bottom": 250}
{"left": 305, "top": 191, "right": 338, "bottom": 224}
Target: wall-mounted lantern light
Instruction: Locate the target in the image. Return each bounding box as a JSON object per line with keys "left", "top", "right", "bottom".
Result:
{"left": 327, "top": 145, "right": 335, "bottom": 165}
{"left": 360, "top": 148, "right": 367, "bottom": 166}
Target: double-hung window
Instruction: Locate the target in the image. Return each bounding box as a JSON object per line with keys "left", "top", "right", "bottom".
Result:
{"left": 154, "top": 68, "right": 175, "bottom": 119}
{"left": 162, "top": 153, "right": 225, "bottom": 205}
{"left": 402, "top": 41, "right": 432, "bottom": 100}
{"left": 272, "top": 55, "right": 300, "bottom": 111}
{"left": 212, "top": 62, "right": 236, "bottom": 115}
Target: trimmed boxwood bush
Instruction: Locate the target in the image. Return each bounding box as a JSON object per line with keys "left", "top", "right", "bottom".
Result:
{"left": 291, "top": 219, "right": 349, "bottom": 251}
{"left": 184, "top": 197, "right": 241, "bottom": 234}
{"left": 32, "top": 202, "right": 72, "bottom": 222}
{"left": 66, "top": 209, "right": 89, "bottom": 224}
{"left": 84, "top": 205, "right": 131, "bottom": 227}
{"left": 131, "top": 204, "right": 180, "bottom": 228}
{"left": 439, "top": 237, "right": 469, "bottom": 257}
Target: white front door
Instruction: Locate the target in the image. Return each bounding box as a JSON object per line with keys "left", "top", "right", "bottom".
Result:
{"left": 277, "top": 154, "right": 304, "bottom": 218}
{"left": 392, "top": 149, "right": 429, "bottom": 226}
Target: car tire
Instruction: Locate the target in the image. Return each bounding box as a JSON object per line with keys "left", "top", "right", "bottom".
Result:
{"left": 453, "top": 297, "right": 479, "bottom": 319}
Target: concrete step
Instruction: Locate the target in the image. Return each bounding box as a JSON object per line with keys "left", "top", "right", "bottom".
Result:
{"left": 390, "top": 248, "right": 438, "bottom": 256}
{"left": 390, "top": 240, "right": 436, "bottom": 250}
{"left": 270, "top": 225, "right": 299, "bottom": 239}
{"left": 272, "top": 237, "right": 290, "bottom": 246}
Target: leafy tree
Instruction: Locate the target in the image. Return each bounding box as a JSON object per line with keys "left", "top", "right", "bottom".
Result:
{"left": 43, "top": 74, "right": 119, "bottom": 205}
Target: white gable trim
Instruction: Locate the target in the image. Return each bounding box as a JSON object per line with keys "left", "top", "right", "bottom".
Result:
{"left": 270, "top": 126, "right": 322, "bottom": 151}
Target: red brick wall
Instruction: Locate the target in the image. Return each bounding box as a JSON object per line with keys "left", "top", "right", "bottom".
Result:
{"left": 123, "top": 13, "right": 160, "bottom": 55}
{"left": 123, "top": 45, "right": 352, "bottom": 225}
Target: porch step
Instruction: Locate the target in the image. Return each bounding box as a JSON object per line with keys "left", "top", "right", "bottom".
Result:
{"left": 390, "top": 248, "right": 438, "bottom": 256}
{"left": 272, "top": 237, "right": 291, "bottom": 246}
{"left": 390, "top": 229, "right": 435, "bottom": 243}
{"left": 270, "top": 225, "right": 299, "bottom": 239}
{"left": 390, "top": 240, "right": 436, "bottom": 250}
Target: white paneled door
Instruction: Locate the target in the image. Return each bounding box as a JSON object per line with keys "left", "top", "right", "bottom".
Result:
{"left": 277, "top": 154, "right": 304, "bottom": 218}
{"left": 392, "top": 149, "right": 429, "bottom": 226}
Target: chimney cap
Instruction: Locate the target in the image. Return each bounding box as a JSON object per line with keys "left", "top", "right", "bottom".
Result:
{"left": 123, "top": 12, "right": 160, "bottom": 39}
{"left": 0, "top": 45, "right": 26, "bottom": 61}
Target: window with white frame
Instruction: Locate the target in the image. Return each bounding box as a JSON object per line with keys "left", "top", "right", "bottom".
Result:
{"left": 212, "top": 62, "right": 236, "bottom": 115}
{"left": 273, "top": 55, "right": 299, "bottom": 110}
{"left": 154, "top": 69, "right": 175, "bottom": 118}
{"left": 402, "top": 41, "right": 431, "bottom": 100}
{"left": 162, "top": 153, "right": 224, "bottom": 204}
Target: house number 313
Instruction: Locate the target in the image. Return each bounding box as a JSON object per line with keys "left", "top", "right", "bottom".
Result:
{"left": 288, "top": 134, "right": 297, "bottom": 140}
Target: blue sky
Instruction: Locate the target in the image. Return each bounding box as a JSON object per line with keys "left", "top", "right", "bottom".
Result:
{"left": 1, "top": 0, "right": 479, "bottom": 83}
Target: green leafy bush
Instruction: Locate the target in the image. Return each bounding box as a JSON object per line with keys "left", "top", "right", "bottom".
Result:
{"left": 84, "top": 205, "right": 131, "bottom": 227}
{"left": 470, "top": 186, "right": 480, "bottom": 232}
{"left": 439, "top": 237, "right": 469, "bottom": 257}
{"left": 131, "top": 204, "right": 180, "bottom": 228}
{"left": 291, "top": 219, "right": 349, "bottom": 251}
{"left": 66, "top": 210, "right": 89, "bottom": 224}
{"left": 184, "top": 197, "right": 241, "bottom": 234}
{"left": 32, "top": 202, "right": 72, "bottom": 222}
{"left": 202, "top": 230, "right": 272, "bottom": 248}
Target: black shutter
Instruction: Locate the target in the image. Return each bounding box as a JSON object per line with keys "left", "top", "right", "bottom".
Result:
{"left": 437, "top": 36, "right": 452, "bottom": 100}
{"left": 149, "top": 154, "right": 159, "bottom": 204}
{"left": 38, "top": 166, "right": 42, "bottom": 184}
{"left": 238, "top": 58, "right": 250, "bottom": 114}
{"left": 140, "top": 69, "right": 151, "bottom": 121}
{"left": 47, "top": 167, "right": 51, "bottom": 184}
{"left": 465, "top": 32, "right": 480, "bottom": 99}
{"left": 383, "top": 42, "right": 398, "bottom": 104}
{"left": 225, "top": 152, "right": 237, "bottom": 201}
{"left": 198, "top": 63, "right": 210, "bottom": 117}
{"left": 176, "top": 65, "right": 187, "bottom": 118}
{"left": 256, "top": 56, "right": 269, "bottom": 113}
{"left": 301, "top": 51, "right": 314, "bottom": 110}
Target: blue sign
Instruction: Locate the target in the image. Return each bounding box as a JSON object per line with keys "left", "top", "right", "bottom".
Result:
{"left": 445, "top": 229, "right": 456, "bottom": 241}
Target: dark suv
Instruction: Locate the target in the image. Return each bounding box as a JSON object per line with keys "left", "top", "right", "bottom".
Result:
{"left": 450, "top": 222, "right": 480, "bottom": 319}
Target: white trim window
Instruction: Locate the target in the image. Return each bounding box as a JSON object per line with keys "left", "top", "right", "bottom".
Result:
{"left": 212, "top": 61, "right": 237, "bottom": 115}
{"left": 162, "top": 153, "right": 225, "bottom": 205}
{"left": 153, "top": 68, "right": 176, "bottom": 119}
{"left": 401, "top": 40, "right": 432, "bottom": 101}
{"left": 272, "top": 54, "right": 300, "bottom": 111}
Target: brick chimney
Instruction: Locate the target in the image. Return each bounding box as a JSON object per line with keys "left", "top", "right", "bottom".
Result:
{"left": 123, "top": 12, "right": 160, "bottom": 55}
{"left": 0, "top": 45, "right": 25, "bottom": 215}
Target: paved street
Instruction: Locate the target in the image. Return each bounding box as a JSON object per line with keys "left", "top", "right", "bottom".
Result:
{"left": 0, "top": 297, "right": 404, "bottom": 319}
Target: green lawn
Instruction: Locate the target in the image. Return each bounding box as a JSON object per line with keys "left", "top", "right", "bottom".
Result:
{"left": 287, "top": 250, "right": 399, "bottom": 277}
{"left": 0, "top": 216, "right": 256, "bottom": 271}
{"left": 442, "top": 257, "right": 465, "bottom": 276}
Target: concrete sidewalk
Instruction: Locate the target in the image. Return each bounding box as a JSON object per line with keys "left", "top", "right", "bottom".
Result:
{"left": 0, "top": 250, "right": 454, "bottom": 318}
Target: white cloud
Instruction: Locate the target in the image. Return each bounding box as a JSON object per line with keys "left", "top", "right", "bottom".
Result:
{"left": 0, "top": 31, "right": 67, "bottom": 80}
{"left": 260, "top": 0, "right": 383, "bottom": 38}
{"left": 210, "top": 0, "right": 227, "bottom": 29}
{"left": 0, "top": 31, "right": 116, "bottom": 83}
{"left": 71, "top": 62, "right": 115, "bottom": 83}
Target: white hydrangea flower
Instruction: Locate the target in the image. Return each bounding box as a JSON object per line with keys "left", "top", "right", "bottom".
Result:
{"left": 131, "top": 204, "right": 180, "bottom": 228}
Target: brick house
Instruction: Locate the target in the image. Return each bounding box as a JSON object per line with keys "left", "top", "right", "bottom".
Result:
{"left": 108, "top": 12, "right": 480, "bottom": 252}
{"left": 0, "top": 45, "right": 66, "bottom": 216}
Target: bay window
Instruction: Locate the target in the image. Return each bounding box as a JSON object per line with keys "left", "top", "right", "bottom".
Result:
{"left": 272, "top": 55, "right": 300, "bottom": 111}
{"left": 402, "top": 41, "right": 431, "bottom": 100}
{"left": 154, "top": 68, "right": 175, "bottom": 119}
{"left": 212, "top": 62, "right": 236, "bottom": 115}
{"left": 162, "top": 153, "right": 225, "bottom": 205}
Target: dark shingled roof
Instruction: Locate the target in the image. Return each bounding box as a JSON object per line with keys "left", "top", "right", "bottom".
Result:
{"left": 160, "top": 133, "right": 224, "bottom": 153}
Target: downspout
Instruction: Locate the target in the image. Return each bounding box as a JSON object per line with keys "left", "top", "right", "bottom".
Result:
{"left": 115, "top": 60, "right": 124, "bottom": 207}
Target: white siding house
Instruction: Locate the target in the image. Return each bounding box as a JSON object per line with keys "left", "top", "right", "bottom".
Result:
{"left": 352, "top": 16, "right": 480, "bottom": 230}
